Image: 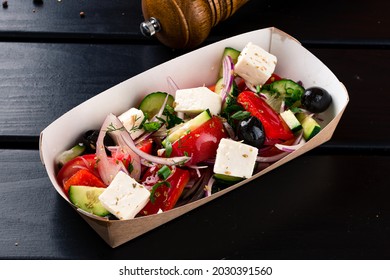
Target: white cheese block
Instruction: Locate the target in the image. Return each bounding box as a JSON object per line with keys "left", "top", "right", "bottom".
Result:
{"left": 234, "top": 42, "right": 277, "bottom": 87}
{"left": 118, "top": 107, "right": 145, "bottom": 139}
{"left": 213, "top": 138, "right": 258, "bottom": 179}
{"left": 174, "top": 86, "right": 222, "bottom": 116}
{"left": 98, "top": 171, "right": 150, "bottom": 220}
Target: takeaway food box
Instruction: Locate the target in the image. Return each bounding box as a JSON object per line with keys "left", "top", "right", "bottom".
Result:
{"left": 40, "top": 27, "right": 349, "bottom": 248}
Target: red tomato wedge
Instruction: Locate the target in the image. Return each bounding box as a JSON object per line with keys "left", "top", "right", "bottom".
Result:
{"left": 265, "top": 73, "right": 282, "bottom": 84}
{"left": 136, "top": 138, "right": 153, "bottom": 154}
{"left": 169, "top": 116, "right": 228, "bottom": 165}
{"left": 139, "top": 166, "right": 190, "bottom": 216}
{"left": 63, "top": 169, "right": 106, "bottom": 195}
{"left": 207, "top": 84, "right": 216, "bottom": 92}
{"left": 237, "top": 91, "right": 294, "bottom": 144}
{"left": 56, "top": 154, "right": 100, "bottom": 188}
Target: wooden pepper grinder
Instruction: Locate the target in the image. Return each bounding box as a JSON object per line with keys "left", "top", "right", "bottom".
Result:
{"left": 140, "top": 0, "right": 250, "bottom": 49}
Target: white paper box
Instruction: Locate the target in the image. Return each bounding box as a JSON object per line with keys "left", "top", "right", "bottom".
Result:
{"left": 40, "top": 27, "right": 349, "bottom": 248}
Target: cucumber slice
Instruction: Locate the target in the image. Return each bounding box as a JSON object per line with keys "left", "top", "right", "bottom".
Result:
{"left": 296, "top": 113, "right": 321, "bottom": 140}
{"left": 261, "top": 91, "right": 283, "bottom": 112}
{"left": 56, "top": 143, "right": 85, "bottom": 167}
{"left": 138, "top": 92, "right": 174, "bottom": 120}
{"left": 280, "top": 109, "right": 302, "bottom": 133}
{"left": 218, "top": 47, "right": 241, "bottom": 78}
{"left": 69, "top": 185, "right": 110, "bottom": 217}
{"left": 268, "top": 79, "right": 305, "bottom": 107}
{"left": 162, "top": 110, "right": 211, "bottom": 147}
{"left": 213, "top": 173, "right": 243, "bottom": 185}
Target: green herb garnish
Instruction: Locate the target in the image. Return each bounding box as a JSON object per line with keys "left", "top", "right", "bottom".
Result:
{"left": 163, "top": 105, "right": 184, "bottom": 129}
{"left": 231, "top": 110, "right": 250, "bottom": 120}
{"left": 106, "top": 123, "right": 125, "bottom": 133}
{"left": 142, "top": 121, "right": 162, "bottom": 132}
{"left": 150, "top": 181, "right": 171, "bottom": 204}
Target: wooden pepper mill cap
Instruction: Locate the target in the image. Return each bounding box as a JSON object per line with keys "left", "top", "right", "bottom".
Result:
{"left": 140, "top": 0, "right": 250, "bottom": 49}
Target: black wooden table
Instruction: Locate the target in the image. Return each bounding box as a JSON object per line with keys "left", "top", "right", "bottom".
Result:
{"left": 1, "top": 0, "right": 389, "bottom": 260}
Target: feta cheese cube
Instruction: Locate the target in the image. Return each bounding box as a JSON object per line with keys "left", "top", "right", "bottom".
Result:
{"left": 98, "top": 171, "right": 150, "bottom": 220}
{"left": 213, "top": 138, "right": 258, "bottom": 179}
{"left": 174, "top": 86, "right": 222, "bottom": 116}
{"left": 118, "top": 108, "right": 145, "bottom": 139}
{"left": 234, "top": 42, "right": 277, "bottom": 86}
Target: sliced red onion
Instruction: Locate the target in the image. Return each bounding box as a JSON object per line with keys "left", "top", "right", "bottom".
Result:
{"left": 140, "top": 158, "right": 156, "bottom": 167}
{"left": 188, "top": 165, "right": 208, "bottom": 178}
{"left": 141, "top": 173, "right": 159, "bottom": 191}
{"left": 108, "top": 135, "right": 142, "bottom": 181}
{"left": 257, "top": 151, "right": 289, "bottom": 163}
{"left": 220, "top": 55, "right": 235, "bottom": 103}
{"left": 106, "top": 114, "right": 191, "bottom": 166}
{"left": 275, "top": 141, "right": 306, "bottom": 153}
{"left": 245, "top": 80, "right": 257, "bottom": 92}
{"left": 176, "top": 173, "right": 206, "bottom": 203}
{"left": 96, "top": 115, "right": 129, "bottom": 185}
{"left": 280, "top": 100, "right": 285, "bottom": 114}
{"left": 294, "top": 130, "right": 304, "bottom": 144}
{"left": 152, "top": 91, "right": 170, "bottom": 122}
{"left": 70, "top": 165, "right": 89, "bottom": 172}
{"left": 257, "top": 131, "right": 304, "bottom": 163}
{"left": 205, "top": 176, "right": 215, "bottom": 197}
{"left": 166, "top": 76, "right": 185, "bottom": 119}
{"left": 259, "top": 92, "right": 268, "bottom": 99}
{"left": 275, "top": 131, "right": 306, "bottom": 152}
{"left": 183, "top": 168, "right": 213, "bottom": 204}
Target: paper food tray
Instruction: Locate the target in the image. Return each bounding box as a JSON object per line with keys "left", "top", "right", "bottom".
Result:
{"left": 40, "top": 27, "right": 349, "bottom": 248}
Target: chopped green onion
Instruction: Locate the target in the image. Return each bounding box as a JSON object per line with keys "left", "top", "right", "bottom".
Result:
{"left": 157, "top": 165, "right": 171, "bottom": 180}
{"left": 164, "top": 137, "right": 172, "bottom": 157}
{"left": 150, "top": 181, "right": 171, "bottom": 204}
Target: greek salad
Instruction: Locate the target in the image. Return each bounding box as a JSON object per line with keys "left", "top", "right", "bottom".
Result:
{"left": 55, "top": 42, "right": 332, "bottom": 220}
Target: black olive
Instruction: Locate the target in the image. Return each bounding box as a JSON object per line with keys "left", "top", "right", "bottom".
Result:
{"left": 82, "top": 130, "right": 115, "bottom": 153}
{"left": 236, "top": 116, "right": 265, "bottom": 148}
{"left": 301, "top": 87, "right": 332, "bottom": 113}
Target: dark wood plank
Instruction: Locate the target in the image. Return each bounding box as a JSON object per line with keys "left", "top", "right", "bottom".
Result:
{"left": 0, "top": 0, "right": 144, "bottom": 41}
{"left": 311, "top": 48, "right": 390, "bottom": 151}
{"left": 0, "top": 42, "right": 178, "bottom": 140}
{"left": 1, "top": 150, "right": 389, "bottom": 259}
{"left": 1, "top": 43, "right": 389, "bottom": 150}
{"left": 210, "top": 0, "right": 390, "bottom": 47}
{"left": 0, "top": 0, "right": 389, "bottom": 46}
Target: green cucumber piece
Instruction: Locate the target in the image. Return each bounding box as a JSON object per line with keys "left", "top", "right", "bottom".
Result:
{"left": 218, "top": 47, "right": 241, "bottom": 78}
{"left": 261, "top": 92, "right": 283, "bottom": 112}
{"left": 69, "top": 185, "right": 110, "bottom": 217}
{"left": 56, "top": 143, "right": 85, "bottom": 167}
{"left": 213, "top": 173, "right": 243, "bottom": 185}
{"left": 296, "top": 113, "right": 321, "bottom": 140}
{"left": 138, "top": 92, "right": 174, "bottom": 120}
{"left": 269, "top": 79, "right": 305, "bottom": 107}
{"left": 162, "top": 110, "right": 211, "bottom": 147}
{"left": 280, "top": 109, "right": 302, "bottom": 133}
